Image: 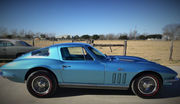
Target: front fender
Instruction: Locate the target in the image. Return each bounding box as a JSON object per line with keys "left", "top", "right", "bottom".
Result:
{"left": 134, "top": 64, "right": 178, "bottom": 85}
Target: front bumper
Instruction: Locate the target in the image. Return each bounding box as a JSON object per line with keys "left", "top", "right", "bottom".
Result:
{"left": 164, "top": 77, "right": 179, "bottom": 85}
{"left": 164, "top": 77, "right": 179, "bottom": 83}
{"left": 0, "top": 71, "right": 2, "bottom": 76}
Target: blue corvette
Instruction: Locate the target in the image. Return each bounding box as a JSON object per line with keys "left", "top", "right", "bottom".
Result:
{"left": 0, "top": 43, "right": 178, "bottom": 98}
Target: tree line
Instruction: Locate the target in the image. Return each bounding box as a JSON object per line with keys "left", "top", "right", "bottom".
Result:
{"left": 0, "top": 24, "right": 180, "bottom": 40}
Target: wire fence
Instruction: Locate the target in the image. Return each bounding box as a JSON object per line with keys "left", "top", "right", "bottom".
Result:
{"left": 22, "top": 39, "right": 180, "bottom": 65}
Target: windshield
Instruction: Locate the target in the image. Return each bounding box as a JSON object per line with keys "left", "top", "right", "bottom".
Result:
{"left": 88, "top": 46, "right": 106, "bottom": 60}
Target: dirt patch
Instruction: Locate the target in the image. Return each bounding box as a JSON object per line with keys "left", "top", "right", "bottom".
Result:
{"left": 0, "top": 63, "right": 6, "bottom": 67}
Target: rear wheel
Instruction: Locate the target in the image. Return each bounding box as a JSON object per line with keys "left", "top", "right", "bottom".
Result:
{"left": 131, "top": 74, "right": 162, "bottom": 98}
{"left": 26, "top": 70, "right": 57, "bottom": 98}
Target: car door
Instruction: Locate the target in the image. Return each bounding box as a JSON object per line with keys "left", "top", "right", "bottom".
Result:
{"left": 0, "top": 41, "right": 6, "bottom": 58}
{"left": 59, "top": 46, "right": 105, "bottom": 84}
{"left": 4, "top": 41, "right": 17, "bottom": 58}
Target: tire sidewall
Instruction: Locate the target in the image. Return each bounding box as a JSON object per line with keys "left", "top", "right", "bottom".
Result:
{"left": 26, "top": 70, "right": 57, "bottom": 98}
{"left": 132, "top": 74, "right": 162, "bottom": 98}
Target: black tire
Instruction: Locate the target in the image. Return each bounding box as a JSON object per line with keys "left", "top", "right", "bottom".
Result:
{"left": 26, "top": 70, "right": 57, "bottom": 98}
{"left": 131, "top": 74, "right": 162, "bottom": 98}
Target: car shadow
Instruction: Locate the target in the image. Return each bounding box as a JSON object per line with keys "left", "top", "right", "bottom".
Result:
{"left": 52, "top": 78, "right": 180, "bottom": 99}
{"left": 53, "top": 88, "right": 134, "bottom": 98}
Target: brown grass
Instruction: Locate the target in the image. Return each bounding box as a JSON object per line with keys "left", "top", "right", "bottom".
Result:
{"left": 22, "top": 40, "right": 180, "bottom": 66}
{"left": 0, "top": 63, "right": 6, "bottom": 66}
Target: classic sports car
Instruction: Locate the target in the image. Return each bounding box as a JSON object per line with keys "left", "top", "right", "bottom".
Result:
{"left": 0, "top": 39, "right": 39, "bottom": 58}
{"left": 0, "top": 43, "right": 178, "bottom": 98}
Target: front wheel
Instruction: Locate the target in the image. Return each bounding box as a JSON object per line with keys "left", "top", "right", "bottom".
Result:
{"left": 26, "top": 70, "right": 57, "bottom": 98}
{"left": 131, "top": 74, "right": 162, "bottom": 98}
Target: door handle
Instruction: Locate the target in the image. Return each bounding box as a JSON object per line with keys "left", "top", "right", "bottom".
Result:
{"left": 62, "top": 65, "right": 71, "bottom": 68}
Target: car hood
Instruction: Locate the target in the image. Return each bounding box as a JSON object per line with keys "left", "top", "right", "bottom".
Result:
{"left": 106, "top": 55, "right": 149, "bottom": 62}
{"left": 106, "top": 55, "right": 178, "bottom": 75}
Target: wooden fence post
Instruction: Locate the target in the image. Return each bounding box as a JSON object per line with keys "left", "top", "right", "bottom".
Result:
{"left": 32, "top": 38, "right": 35, "bottom": 46}
{"left": 169, "top": 40, "right": 174, "bottom": 61}
{"left": 52, "top": 38, "right": 54, "bottom": 45}
{"left": 123, "top": 40, "right": 127, "bottom": 56}
{"left": 109, "top": 46, "right": 112, "bottom": 52}
{"left": 91, "top": 39, "right": 94, "bottom": 46}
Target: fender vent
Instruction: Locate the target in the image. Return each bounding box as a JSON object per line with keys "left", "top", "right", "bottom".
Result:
{"left": 112, "top": 73, "right": 116, "bottom": 83}
{"left": 117, "top": 73, "right": 121, "bottom": 84}
{"left": 112, "top": 73, "right": 126, "bottom": 84}
{"left": 122, "top": 73, "right": 127, "bottom": 84}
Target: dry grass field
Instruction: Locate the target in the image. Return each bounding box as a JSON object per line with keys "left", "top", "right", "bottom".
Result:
{"left": 22, "top": 40, "right": 180, "bottom": 66}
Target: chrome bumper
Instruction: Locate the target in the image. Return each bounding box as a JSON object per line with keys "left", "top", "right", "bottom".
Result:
{"left": 164, "top": 77, "right": 179, "bottom": 83}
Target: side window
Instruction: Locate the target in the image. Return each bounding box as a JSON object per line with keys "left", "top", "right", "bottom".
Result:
{"left": 0, "top": 41, "right": 5, "bottom": 47}
{"left": 6, "top": 42, "right": 14, "bottom": 46}
{"left": 68, "top": 47, "right": 84, "bottom": 55}
{"left": 0, "top": 41, "right": 13, "bottom": 47}
{"left": 61, "top": 47, "right": 93, "bottom": 60}
{"left": 32, "top": 48, "right": 49, "bottom": 56}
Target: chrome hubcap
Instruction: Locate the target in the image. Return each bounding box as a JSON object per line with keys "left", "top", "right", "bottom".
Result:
{"left": 32, "top": 76, "right": 51, "bottom": 95}
{"left": 138, "top": 76, "right": 157, "bottom": 95}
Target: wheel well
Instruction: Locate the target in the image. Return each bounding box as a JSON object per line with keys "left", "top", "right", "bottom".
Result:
{"left": 25, "top": 67, "right": 58, "bottom": 83}
{"left": 129, "top": 71, "right": 163, "bottom": 88}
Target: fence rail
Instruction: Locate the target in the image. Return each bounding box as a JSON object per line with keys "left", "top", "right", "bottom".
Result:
{"left": 91, "top": 40, "right": 127, "bottom": 56}
{"left": 72, "top": 40, "right": 127, "bottom": 55}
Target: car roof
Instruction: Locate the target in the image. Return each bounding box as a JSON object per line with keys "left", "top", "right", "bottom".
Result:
{"left": 0, "top": 39, "right": 91, "bottom": 47}
{"left": 51, "top": 42, "right": 92, "bottom": 47}
{"left": 0, "top": 39, "right": 21, "bottom": 44}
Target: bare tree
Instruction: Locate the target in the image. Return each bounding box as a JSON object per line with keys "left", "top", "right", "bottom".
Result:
{"left": 163, "top": 24, "right": 180, "bottom": 40}
{"left": 129, "top": 29, "right": 138, "bottom": 40}
{"left": 35, "top": 32, "right": 41, "bottom": 38}
{"left": 106, "top": 33, "right": 115, "bottom": 40}
{"left": 163, "top": 24, "right": 180, "bottom": 61}
{"left": 19, "top": 29, "right": 25, "bottom": 38}
{"left": 24, "top": 30, "right": 34, "bottom": 39}
{"left": 0, "top": 27, "right": 9, "bottom": 38}
{"left": 114, "top": 33, "right": 121, "bottom": 40}
{"left": 99, "top": 34, "right": 105, "bottom": 40}
{"left": 11, "top": 29, "right": 18, "bottom": 35}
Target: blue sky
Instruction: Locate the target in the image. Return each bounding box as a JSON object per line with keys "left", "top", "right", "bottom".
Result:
{"left": 0, "top": 0, "right": 180, "bottom": 36}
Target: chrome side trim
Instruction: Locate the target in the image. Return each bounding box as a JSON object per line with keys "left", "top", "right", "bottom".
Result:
{"left": 58, "top": 83, "right": 129, "bottom": 90}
